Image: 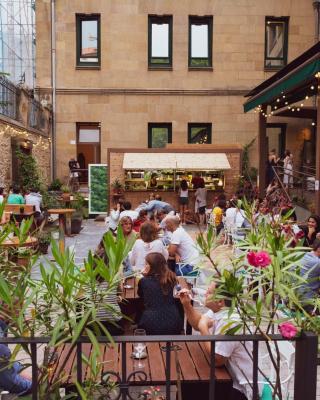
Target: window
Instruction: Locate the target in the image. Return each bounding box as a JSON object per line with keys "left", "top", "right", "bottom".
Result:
{"left": 76, "top": 14, "right": 100, "bottom": 67}
{"left": 265, "top": 17, "right": 289, "bottom": 69}
{"left": 189, "top": 16, "right": 213, "bottom": 68}
{"left": 148, "top": 15, "right": 172, "bottom": 68}
{"left": 148, "top": 123, "right": 172, "bottom": 148}
{"left": 188, "top": 123, "right": 212, "bottom": 144}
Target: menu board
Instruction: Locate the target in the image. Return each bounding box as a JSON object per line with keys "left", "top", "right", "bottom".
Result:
{"left": 88, "top": 164, "right": 108, "bottom": 214}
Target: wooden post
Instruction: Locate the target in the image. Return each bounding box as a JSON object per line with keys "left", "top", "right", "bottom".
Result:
{"left": 316, "top": 95, "right": 320, "bottom": 214}
{"left": 258, "top": 109, "right": 267, "bottom": 198}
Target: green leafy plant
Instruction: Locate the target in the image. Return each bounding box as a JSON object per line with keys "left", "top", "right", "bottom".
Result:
{"left": 0, "top": 220, "right": 131, "bottom": 399}
{"left": 15, "top": 149, "right": 42, "bottom": 191}
{"left": 197, "top": 199, "right": 317, "bottom": 399}
{"left": 48, "top": 179, "right": 62, "bottom": 191}
{"left": 60, "top": 184, "right": 70, "bottom": 194}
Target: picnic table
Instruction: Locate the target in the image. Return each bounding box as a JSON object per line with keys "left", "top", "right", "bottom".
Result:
{"left": 51, "top": 341, "right": 232, "bottom": 398}
{"left": 0, "top": 236, "right": 38, "bottom": 248}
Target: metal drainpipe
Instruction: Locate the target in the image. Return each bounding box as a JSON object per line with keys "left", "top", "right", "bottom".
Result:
{"left": 313, "top": 0, "right": 320, "bottom": 42}
{"left": 51, "top": 0, "right": 56, "bottom": 180}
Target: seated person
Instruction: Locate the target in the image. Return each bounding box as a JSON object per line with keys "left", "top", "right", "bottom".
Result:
{"left": 137, "top": 252, "right": 183, "bottom": 335}
{"left": 130, "top": 221, "right": 168, "bottom": 270}
{"left": 0, "top": 320, "right": 32, "bottom": 395}
{"left": 106, "top": 201, "right": 124, "bottom": 233}
{"left": 133, "top": 209, "right": 148, "bottom": 233}
{"left": 119, "top": 201, "right": 139, "bottom": 222}
{"left": 179, "top": 282, "right": 253, "bottom": 400}
{"left": 7, "top": 185, "right": 25, "bottom": 205}
{"left": 166, "top": 216, "right": 200, "bottom": 274}
{"left": 156, "top": 209, "right": 173, "bottom": 245}
{"left": 25, "top": 187, "right": 44, "bottom": 224}
{"left": 296, "top": 240, "right": 320, "bottom": 314}
{"left": 140, "top": 198, "right": 174, "bottom": 214}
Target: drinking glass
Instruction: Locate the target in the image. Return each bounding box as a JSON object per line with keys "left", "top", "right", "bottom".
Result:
{"left": 133, "top": 328, "right": 146, "bottom": 368}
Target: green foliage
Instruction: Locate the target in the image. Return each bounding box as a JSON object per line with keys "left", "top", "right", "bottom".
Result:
{"left": 90, "top": 165, "right": 108, "bottom": 213}
{"left": 0, "top": 217, "right": 131, "bottom": 399}
{"left": 15, "top": 149, "right": 42, "bottom": 191}
{"left": 197, "top": 200, "right": 317, "bottom": 399}
{"left": 48, "top": 179, "right": 63, "bottom": 191}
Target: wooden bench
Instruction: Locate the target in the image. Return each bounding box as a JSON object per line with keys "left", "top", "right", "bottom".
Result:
{"left": 4, "top": 204, "right": 35, "bottom": 213}
{"left": 51, "top": 341, "right": 232, "bottom": 398}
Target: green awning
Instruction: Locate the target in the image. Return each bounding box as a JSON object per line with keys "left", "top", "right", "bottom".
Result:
{"left": 244, "top": 59, "right": 320, "bottom": 113}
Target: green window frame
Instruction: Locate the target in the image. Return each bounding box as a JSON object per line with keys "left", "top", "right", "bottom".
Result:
{"left": 148, "top": 15, "right": 173, "bottom": 69}
{"left": 148, "top": 123, "right": 172, "bottom": 148}
{"left": 188, "top": 16, "right": 213, "bottom": 68}
{"left": 76, "top": 14, "right": 101, "bottom": 68}
{"left": 188, "top": 123, "right": 212, "bottom": 144}
{"left": 264, "top": 16, "right": 289, "bottom": 70}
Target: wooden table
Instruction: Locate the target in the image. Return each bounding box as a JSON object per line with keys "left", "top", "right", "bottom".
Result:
{"left": 0, "top": 236, "right": 38, "bottom": 248}
{"left": 47, "top": 209, "right": 75, "bottom": 252}
{"left": 51, "top": 342, "right": 232, "bottom": 397}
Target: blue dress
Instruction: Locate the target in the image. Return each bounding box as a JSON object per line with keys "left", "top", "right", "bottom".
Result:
{"left": 137, "top": 276, "right": 183, "bottom": 335}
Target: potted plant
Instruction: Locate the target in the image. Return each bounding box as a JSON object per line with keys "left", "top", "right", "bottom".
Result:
{"left": 48, "top": 178, "right": 62, "bottom": 192}
{"left": 37, "top": 231, "right": 51, "bottom": 254}
{"left": 111, "top": 178, "right": 123, "bottom": 194}
{"left": 61, "top": 185, "right": 71, "bottom": 202}
{"left": 71, "top": 193, "right": 85, "bottom": 234}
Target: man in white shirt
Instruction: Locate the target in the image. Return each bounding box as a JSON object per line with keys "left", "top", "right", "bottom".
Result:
{"left": 179, "top": 281, "right": 253, "bottom": 400}
{"left": 166, "top": 216, "right": 200, "bottom": 272}
{"left": 25, "top": 188, "right": 43, "bottom": 213}
{"left": 119, "top": 201, "right": 138, "bottom": 222}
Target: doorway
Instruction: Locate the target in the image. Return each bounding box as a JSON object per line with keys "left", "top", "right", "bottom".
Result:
{"left": 76, "top": 123, "right": 101, "bottom": 183}
{"left": 266, "top": 123, "right": 286, "bottom": 159}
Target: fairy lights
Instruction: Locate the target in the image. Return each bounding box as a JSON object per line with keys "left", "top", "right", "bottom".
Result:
{"left": 0, "top": 124, "right": 51, "bottom": 151}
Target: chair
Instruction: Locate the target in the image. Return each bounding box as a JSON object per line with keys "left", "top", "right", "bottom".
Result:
{"left": 257, "top": 341, "right": 295, "bottom": 400}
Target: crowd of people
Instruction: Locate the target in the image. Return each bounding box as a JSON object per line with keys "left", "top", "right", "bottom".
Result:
{"left": 2, "top": 175, "right": 320, "bottom": 398}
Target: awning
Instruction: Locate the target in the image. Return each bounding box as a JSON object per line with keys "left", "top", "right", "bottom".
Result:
{"left": 244, "top": 58, "right": 320, "bottom": 113}
{"left": 123, "top": 153, "right": 231, "bottom": 170}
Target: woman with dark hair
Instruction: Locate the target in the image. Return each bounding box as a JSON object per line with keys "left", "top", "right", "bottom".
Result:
{"left": 300, "top": 214, "right": 320, "bottom": 247}
{"left": 178, "top": 179, "right": 189, "bottom": 224}
{"left": 137, "top": 253, "right": 183, "bottom": 335}
{"left": 130, "top": 222, "right": 168, "bottom": 271}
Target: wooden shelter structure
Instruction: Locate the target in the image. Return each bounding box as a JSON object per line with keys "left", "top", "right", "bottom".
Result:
{"left": 244, "top": 41, "right": 320, "bottom": 213}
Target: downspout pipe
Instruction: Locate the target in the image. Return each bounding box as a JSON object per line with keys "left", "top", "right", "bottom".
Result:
{"left": 313, "top": 0, "right": 320, "bottom": 42}
{"left": 51, "top": 0, "right": 56, "bottom": 179}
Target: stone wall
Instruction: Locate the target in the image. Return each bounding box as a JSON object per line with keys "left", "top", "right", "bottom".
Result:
{"left": 0, "top": 121, "right": 51, "bottom": 190}
{"left": 35, "top": 0, "right": 315, "bottom": 187}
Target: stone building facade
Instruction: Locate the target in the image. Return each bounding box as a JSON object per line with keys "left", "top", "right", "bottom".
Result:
{"left": 35, "top": 0, "right": 315, "bottom": 186}
{"left": 0, "top": 78, "right": 51, "bottom": 190}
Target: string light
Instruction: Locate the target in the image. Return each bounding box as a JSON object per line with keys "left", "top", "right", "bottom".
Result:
{"left": 0, "top": 124, "right": 51, "bottom": 151}
{"left": 312, "top": 122, "right": 316, "bottom": 126}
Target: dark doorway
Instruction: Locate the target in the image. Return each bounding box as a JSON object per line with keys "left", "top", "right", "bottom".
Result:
{"left": 76, "top": 123, "right": 101, "bottom": 183}
{"left": 266, "top": 123, "right": 286, "bottom": 158}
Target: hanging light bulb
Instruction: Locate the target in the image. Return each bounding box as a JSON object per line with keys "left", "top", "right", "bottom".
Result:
{"left": 300, "top": 103, "right": 304, "bottom": 107}
{"left": 285, "top": 101, "right": 288, "bottom": 105}
{"left": 312, "top": 122, "right": 316, "bottom": 126}
{"left": 305, "top": 95, "right": 309, "bottom": 99}
{"left": 311, "top": 86, "right": 315, "bottom": 90}
{"left": 276, "top": 98, "right": 280, "bottom": 102}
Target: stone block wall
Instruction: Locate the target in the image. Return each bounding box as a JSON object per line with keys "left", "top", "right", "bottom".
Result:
{"left": 0, "top": 121, "right": 51, "bottom": 190}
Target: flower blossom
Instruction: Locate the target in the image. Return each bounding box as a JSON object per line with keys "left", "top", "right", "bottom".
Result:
{"left": 247, "top": 251, "right": 271, "bottom": 268}
{"left": 279, "top": 322, "right": 298, "bottom": 339}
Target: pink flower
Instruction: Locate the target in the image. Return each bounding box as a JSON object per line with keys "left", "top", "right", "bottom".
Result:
{"left": 247, "top": 251, "right": 271, "bottom": 268}
{"left": 279, "top": 322, "right": 298, "bottom": 339}
{"left": 295, "top": 230, "right": 305, "bottom": 240}
{"left": 247, "top": 251, "right": 258, "bottom": 267}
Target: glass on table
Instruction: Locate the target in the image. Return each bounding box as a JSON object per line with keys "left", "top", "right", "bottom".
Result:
{"left": 133, "top": 328, "right": 147, "bottom": 368}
